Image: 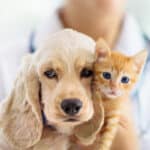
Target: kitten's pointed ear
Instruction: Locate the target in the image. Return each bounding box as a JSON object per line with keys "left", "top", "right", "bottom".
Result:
{"left": 95, "top": 38, "right": 111, "bottom": 61}
{"left": 133, "top": 49, "right": 148, "bottom": 73}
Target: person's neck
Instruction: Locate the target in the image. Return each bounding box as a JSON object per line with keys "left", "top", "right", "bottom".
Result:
{"left": 59, "top": 6, "right": 124, "bottom": 48}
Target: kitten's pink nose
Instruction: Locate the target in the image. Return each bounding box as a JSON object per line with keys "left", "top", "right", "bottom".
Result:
{"left": 110, "top": 86, "right": 117, "bottom": 92}
{"left": 110, "top": 90, "right": 117, "bottom": 95}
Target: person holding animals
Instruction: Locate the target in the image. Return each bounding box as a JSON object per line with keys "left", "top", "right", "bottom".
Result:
{"left": 0, "top": 0, "right": 150, "bottom": 149}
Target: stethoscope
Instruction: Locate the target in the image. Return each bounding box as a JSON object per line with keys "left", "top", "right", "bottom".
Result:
{"left": 29, "top": 31, "right": 36, "bottom": 53}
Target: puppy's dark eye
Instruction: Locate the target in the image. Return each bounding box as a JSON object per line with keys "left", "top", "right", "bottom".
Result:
{"left": 102, "top": 72, "right": 111, "bottom": 80}
{"left": 80, "top": 68, "right": 93, "bottom": 78}
{"left": 121, "top": 76, "right": 130, "bottom": 84}
{"left": 44, "top": 69, "right": 57, "bottom": 79}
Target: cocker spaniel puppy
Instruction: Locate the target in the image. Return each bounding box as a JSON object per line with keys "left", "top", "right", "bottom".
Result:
{"left": 0, "top": 29, "right": 104, "bottom": 150}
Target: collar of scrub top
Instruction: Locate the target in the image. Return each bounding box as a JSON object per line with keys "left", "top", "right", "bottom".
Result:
{"left": 29, "top": 10, "right": 150, "bottom": 54}
{"left": 31, "top": 9, "right": 147, "bottom": 55}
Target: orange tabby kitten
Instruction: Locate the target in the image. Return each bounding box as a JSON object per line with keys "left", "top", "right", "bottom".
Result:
{"left": 92, "top": 39, "right": 148, "bottom": 150}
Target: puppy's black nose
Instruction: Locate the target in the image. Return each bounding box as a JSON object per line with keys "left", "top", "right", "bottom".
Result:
{"left": 61, "top": 99, "right": 82, "bottom": 116}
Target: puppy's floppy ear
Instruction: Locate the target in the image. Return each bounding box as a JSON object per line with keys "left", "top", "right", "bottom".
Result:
{"left": 74, "top": 91, "right": 104, "bottom": 145}
{"left": 0, "top": 54, "right": 43, "bottom": 149}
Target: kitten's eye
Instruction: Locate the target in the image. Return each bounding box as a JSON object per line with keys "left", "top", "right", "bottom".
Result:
{"left": 44, "top": 69, "right": 57, "bottom": 79}
{"left": 102, "top": 72, "right": 111, "bottom": 80}
{"left": 121, "top": 76, "right": 130, "bottom": 84}
{"left": 80, "top": 68, "right": 93, "bottom": 78}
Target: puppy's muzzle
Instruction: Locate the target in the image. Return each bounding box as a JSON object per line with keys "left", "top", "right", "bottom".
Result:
{"left": 61, "top": 99, "right": 83, "bottom": 116}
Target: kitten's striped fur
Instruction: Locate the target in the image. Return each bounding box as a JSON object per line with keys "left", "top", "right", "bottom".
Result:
{"left": 91, "top": 39, "right": 147, "bottom": 150}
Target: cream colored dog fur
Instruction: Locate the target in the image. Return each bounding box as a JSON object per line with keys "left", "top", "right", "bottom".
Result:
{"left": 0, "top": 29, "right": 104, "bottom": 150}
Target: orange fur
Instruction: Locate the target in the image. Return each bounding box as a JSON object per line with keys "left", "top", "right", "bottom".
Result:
{"left": 82, "top": 39, "right": 148, "bottom": 150}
